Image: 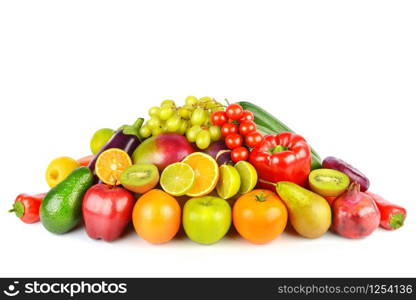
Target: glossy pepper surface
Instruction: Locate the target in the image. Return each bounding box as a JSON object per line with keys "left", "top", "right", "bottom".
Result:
{"left": 10, "top": 193, "right": 46, "bottom": 224}
{"left": 249, "top": 132, "right": 311, "bottom": 190}
{"left": 366, "top": 191, "right": 406, "bottom": 230}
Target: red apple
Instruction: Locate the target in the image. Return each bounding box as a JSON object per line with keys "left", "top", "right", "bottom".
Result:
{"left": 132, "top": 133, "right": 194, "bottom": 170}
{"left": 82, "top": 184, "right": 135, "bottom": 242}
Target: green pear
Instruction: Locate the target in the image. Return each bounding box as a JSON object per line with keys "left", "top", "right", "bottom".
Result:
{"left": 276, "top": 181, "right": 331, "bottom": 238}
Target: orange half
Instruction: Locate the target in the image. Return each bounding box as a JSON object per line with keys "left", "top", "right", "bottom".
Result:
{"left": 95, "top": 148, "right": 132, "bottom": 185}
{"left": 182, "top": 152, "right": 219, "bottom": 197}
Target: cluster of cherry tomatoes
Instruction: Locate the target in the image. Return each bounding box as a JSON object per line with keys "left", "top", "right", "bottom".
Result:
{"left": 211, "top": 103, "right": 265, "bottom": 163}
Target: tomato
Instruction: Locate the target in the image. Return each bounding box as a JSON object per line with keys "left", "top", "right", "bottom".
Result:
{"left": 240, "top": 110, "right": 254, "bottom": 122}
{"left": 132, "top": 189, "right": 181, "bottom": 244}
{"left": 239, "top": 121, "right": 256, "bottom": 136}
{"left": 225, "top": 133, "right": 243, "bottom": 149}
{"left": 325, "top": 196, "right": 337, "bottom": 206}
{"left": 231, "top": 146, "right": 249, "bottom": 162}
{"left": 245, "top": 131, "right": 264, "bottom": 148}
{"left": 225, "top": 104, "right": 244, "bottom": 120}
{"left": 221, "top": 123, "right": 238, "bottom": 137}
{"left": 211, "top": 111, "right": 227, "bottom": 126}
{"left": 233, "top": 189, "right": 288, "bottom": 244}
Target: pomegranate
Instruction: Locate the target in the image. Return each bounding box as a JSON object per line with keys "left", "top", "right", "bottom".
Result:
{"left": 332, "top": 182, "right": 380, "bottom": 238}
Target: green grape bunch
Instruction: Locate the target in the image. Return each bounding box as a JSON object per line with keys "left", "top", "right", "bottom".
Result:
{"left": 139, "top": 96, "right": 225, "bottom": 150}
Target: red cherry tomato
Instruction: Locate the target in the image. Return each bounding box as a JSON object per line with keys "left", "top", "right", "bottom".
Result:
{"left": 221, "top": 123, "right": 238, "bottom": 137}
{"left": 240, "top": 111, "right": 254, "bottom": 122}
{"left": 225, "top": 133, "right": 243, "bottom": 149}
{"left": 211, "top": 111, "right": 227, "bottom": 126}
{"left": 245, "top": 131, "right": 264, "bottom": 148}
{"left": 226, "top": 104, "right": 244, "bottom": 121}
{"left": 239, "top": 121, "right": 256, "bottom": 136}
{"left": 231, "top": 147, "right": 249, "bottom": 162}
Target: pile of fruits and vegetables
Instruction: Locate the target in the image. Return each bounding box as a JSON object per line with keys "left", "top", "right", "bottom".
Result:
{"left": 10, "top": 96, "right": 407, "bottom": 245}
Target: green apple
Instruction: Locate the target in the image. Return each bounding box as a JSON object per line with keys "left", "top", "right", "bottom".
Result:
{"left": 90, "top": 128, "right": 114, "bottom": 154}
{"left": 183, "top": 196, "right": 231, "bottom": 245}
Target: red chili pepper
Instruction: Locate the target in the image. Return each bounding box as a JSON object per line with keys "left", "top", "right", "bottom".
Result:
{"left": 9, "top": 193, "right": 46, "bottom": 224}
{"left": 249, "top": 132, "right": 311, "bottom": 190}
{"left": 366, "top": 191, "right": 406, "bottom": 230}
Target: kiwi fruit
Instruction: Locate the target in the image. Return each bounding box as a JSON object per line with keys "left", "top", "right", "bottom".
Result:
{"left": 308, "top": 168, "right": 350, "bottom": 197}
{"left": 120, "top": 164, "right": 159, "bottom": 194}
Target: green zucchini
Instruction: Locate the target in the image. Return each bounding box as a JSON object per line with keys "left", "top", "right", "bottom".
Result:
{"left": 240, "top": 101, "right": 322, "bottom": 170}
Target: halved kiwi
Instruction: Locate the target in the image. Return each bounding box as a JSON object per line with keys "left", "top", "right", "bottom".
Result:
{"left": 120, "top": 164, "right": 159, "bottom": 194}
{"left": 308, "top": 168, "right": 350, "bottom": 197}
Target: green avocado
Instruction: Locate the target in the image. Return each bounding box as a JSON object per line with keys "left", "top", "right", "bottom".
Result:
{"left": 40, "top": 166, "right": 93, "bottom": 234}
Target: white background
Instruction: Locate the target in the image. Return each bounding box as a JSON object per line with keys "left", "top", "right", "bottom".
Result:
{"left": 1, "top": 0, "right": 415, "bottom": 277}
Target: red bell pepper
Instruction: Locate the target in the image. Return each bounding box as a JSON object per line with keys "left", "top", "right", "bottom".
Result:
{"left": 366, "top": 191, "right": 406, "bottom": 230}
{"left": 9, "top": 193, "right": 46, "bottom": 224}
{"left": 249, "top": 132, "right": 311, "bottom": 190}
{"left": 82, "top": 184, "right": 135, "bottom": 241}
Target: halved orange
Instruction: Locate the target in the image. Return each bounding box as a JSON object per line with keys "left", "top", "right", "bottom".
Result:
{"left": 95, "top": 148, "right": 132, "bottom": 185}
{"left": 182, "top": 152, "right": 219, "bottom": 197}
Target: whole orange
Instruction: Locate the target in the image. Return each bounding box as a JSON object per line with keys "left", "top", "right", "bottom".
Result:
{"left": 233, "top": 189, "right": 288, "bottom": 244}
{"left": 132, "top": 189, "right": 181, "bottom": 244}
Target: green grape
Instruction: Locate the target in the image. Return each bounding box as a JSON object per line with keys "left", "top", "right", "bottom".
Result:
{"left": 206, "top": 101, "right": 219, "bottom": 110}
{"left": 190, "top": 107, "right": 207, "bottom": 126}
{"left": 196, "top": 129, "right": 211, "bottom": 150}
{"left": 204, "top": 115, "right": 213, "bottom": 127}
{"left": 158, "top": 120, "right": 167, "bottom": 132}
{"left": 166, "top": 114, "right": 181, "bottom": 132}
{"left": 186, "top": 125, "right": 202, "bottom": 143}
{"left": 199, "top": 96, "right": 213, "bottom": 104}
{"left": 159, "top": 106, "right": 174, "bottom": 120}
{"left": 185, "top": 96, "right": 198, "bottom": 106}
{"left": 178, "top": 119, "right": 189, "bottom": 135}
{"left": 152, "top": 126, "right": 163, "bottom": 136}
{"left": 209, "top": 125, "right": 222, "bottom": 141}
{"left": 148, "top": 106, "right": 161, "bottom": 117}
{"left": 211, "top": 104, "right": 225, "bottom": 112}
{"left": 161, "top": 99, "right": 176, "bottom": 108}
{"left": 178, "top": 107, "right": 191, "bottom": 119}
{"left": 147, "top": 117, "right": 161, "bottom": 129}
{"left": 139, "top": 125, "right": 152, "bottom": 138}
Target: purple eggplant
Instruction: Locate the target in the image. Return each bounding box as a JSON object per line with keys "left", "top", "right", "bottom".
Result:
{"left": 322, "top": 156, "right": 370, "bottom": 192}
{"left": 205, "top": 141, "right": 233, "bottom": 166}
{"left": 88, "top": 118, "right": 144, "bottom": 183}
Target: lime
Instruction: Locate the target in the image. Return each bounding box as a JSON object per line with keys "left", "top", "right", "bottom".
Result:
{"left": 216, "top": 165, "right": 241, "bottom": 199}
{"left": 90, "top": 128, "right": 114, "bottom": 154}
{"left": 160, "top": 162, "right": 195, "bottom": 196}
{"left": 235, "top": 161, "right": 258, "bottom": 194}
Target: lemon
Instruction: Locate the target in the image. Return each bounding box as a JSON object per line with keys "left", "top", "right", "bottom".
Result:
{"left": 160, "top": 162, "right": 195, "bottom": 196}
{"left": 235, "top": 161, "right": 258, "bottom": 194}
{"left": 216, "top": 165, "right": 241, "bottom": 199}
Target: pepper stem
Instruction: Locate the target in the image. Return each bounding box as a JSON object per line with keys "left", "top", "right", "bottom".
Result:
{"left": 9, "top": 201, "right": 24, "bottom": 218}
{"left": 390, "top": 213, "right": 405, "bottom": 230}
{"left": 269, "top": 145, "right": 288, "bottom": 154}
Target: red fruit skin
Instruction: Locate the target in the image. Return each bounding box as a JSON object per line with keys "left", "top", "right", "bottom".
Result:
{"left": 366, "top": 191, "right": 407, "bottom": 230}
{"left": 134, "top": 133, "right": 195, "bottom": 171}
{"left": 82, "top": 184, "right": 135, "bottom": 242}
{"left": 325, "top": 197, "right": 337, "bottom": 206}
{"left": 77, "top": 155, "right": 94, "bottom": 166}
{"left": 332, "top": 183, "right": 380, "bottom": 239}
{"left": 12, "top": 193, "right": 46, "bottom": 224}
